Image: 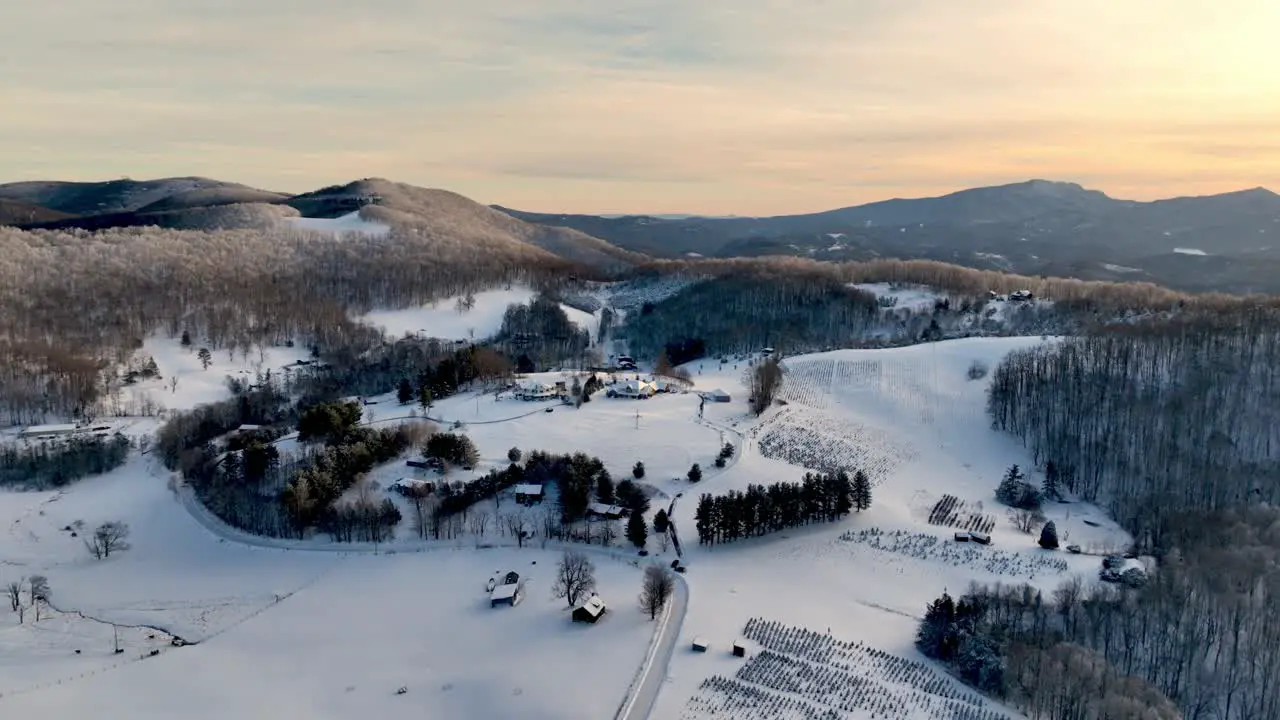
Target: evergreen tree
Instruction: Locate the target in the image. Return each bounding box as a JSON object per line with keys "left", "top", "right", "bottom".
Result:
{"left": 507, "top": 447, "right": 522, "bottom": 463}
{"left": 626, "top": 509, "right": 648, "bottom": 548}
{"left": 687, "top": 463, "right": 702, "bottom": 483}
{"left": 397, "top": 378, "right": 414, "bottom": 404}
{"left": 653, "top": 508, "right": 669, "bottom": 534}
{"left": 196, "top": 347, "right": 212, "bottom": 370}
{"left": 596, "top": 471, "right": 616, "bottom": 504}
{"left": 916, "top": 592, "right": 956, "bottom": 659}
{"left": 1042, "top": 461, "right": 1059, "bottom": 500}
{"left": 1038, "top": 520, "right": 1060, "bottom": 549}
{"left": 834, "top": 470, "right": 854, "bottom": 516}
{"left": 180, "top": 330, "right": 192, "bottom": 349}
{"left": 852, "top": 470, "right": 872, "bottom": 511}
{"left": 417, "top": 380, "right": 433, "bottom": 412}
{"left": 632, "top": 461, "right": 645, "bottom": 479}
{"left": 996, "top": 464, "right": 1042, "bottom": 510}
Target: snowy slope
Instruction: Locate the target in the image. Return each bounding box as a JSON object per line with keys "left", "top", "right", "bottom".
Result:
{"left": 285, "top": 211, "right": 390, "bottom": 238}
{"left": 357, "top": 287, "right": 599, "bottom": 342}
{"left": 2, "top": 337, "right": 1132, "bottom": 720}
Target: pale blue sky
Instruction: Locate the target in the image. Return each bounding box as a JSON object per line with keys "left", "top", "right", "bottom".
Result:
{"left": 3, "top": 0, "right": 1278, "bottom": 214}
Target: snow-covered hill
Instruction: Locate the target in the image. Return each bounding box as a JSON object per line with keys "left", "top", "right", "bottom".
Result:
{"left": 1, "top": 337, "right": 1131, "bottom": 719}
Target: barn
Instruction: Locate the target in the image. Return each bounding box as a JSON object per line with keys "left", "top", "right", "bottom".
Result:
{"left": 514, "top": 484, "right": 544, "bottom": 505}
{"left": 572, "top": 595, "right": 607, "bottom": 623}
{"left": 490, "top": 583, "right": 521, "bottom": 608}
{"left": 704, "top": 389, "right": 731, "bottom": 403}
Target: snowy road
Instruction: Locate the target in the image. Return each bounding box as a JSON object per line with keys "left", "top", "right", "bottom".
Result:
{"left": 617, "top": 573, "right": 689, "bottom": 720}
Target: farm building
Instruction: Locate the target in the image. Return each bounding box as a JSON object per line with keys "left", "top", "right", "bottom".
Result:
{"left": 968, "top": 531, "right": 992, "bottom": 545}
{"left": 388, "top": 478, "right": 434, "bottom": 496}
{"left": 703, "top": 389, "right": 731, "bottom": 403}
{"left": 490, "top": 582, "right": 521, "bottom": 608}
{"left": 19, "top": 423, "right": 82, "bottom": 439}
{"left": 515, "top": 382, "right": 559, "bottom": 401}
{"left": 572, "top": 595, "right": 607, "bottom": 623}
{"left": 513, "top": 484, "right": 544, "bottom": 505}
{"left": 405, "top": 459, "right": 433, "bottom": 470}
{"left": 954, "top": 532, "right": 970, "bottom": 542}
{"left": 733, "top": 640, "right": 747, "bottom": 657}
{"left": 587, "top": 503, "right": 628, "bottom": 520}
{"left": 610, "top": 380, "right": 657, "bottom": 399}
{"left": 692, "top": 637, "right": 709, "bottom": 652}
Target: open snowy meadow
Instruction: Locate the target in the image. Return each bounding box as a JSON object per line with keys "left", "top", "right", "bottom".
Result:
{"left": 2, "top": 328, "right": 1132, "bottom": 719}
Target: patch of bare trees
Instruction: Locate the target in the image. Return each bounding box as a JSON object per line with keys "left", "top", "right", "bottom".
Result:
{"left": 748, "top": 356, "right": 783, "bottom": 416}
{"left": 551, "top": 550, "right": 596, "bottom": 607}
{"left": 983, "top": 306, "right": 1280, "bottom": 718}
{"left": 85, "top": 521, "right": 131, "bottom": 559}
{"left": 639, "top": 564, "right": 675, "bottom": 620}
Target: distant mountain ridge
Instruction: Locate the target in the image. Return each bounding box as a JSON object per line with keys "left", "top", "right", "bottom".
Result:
{"left": 496, "top": 180, "right": 1280, "bottom": 294}
{"left": 5, "top": 176, "right": 1279, "bottom": 292}
{"left": 0, "top": 176, "right": 643, "bottom": 273}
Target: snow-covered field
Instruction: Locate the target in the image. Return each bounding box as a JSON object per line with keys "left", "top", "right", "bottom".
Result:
{"left": 285, "top": 211, "right": 390, "bottom": 238}
{"left": 112, "top": 334, "right": 313, "bottom": 414}
{"left": 356, "top": 287, "right": 600, "bottom": 343}
{"left": 0, "top": 454, "right": 652, "bottom": 717}
{"left": 851, "top": 282, "right": 945, "bottom": 312}
{"left": 2, "top": 335, "right": 1132, "bottom": 719}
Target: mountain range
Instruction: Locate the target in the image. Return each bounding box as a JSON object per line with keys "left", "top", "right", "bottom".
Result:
{"left": 3, "top": 176, "right": 1278, "bottom": 293}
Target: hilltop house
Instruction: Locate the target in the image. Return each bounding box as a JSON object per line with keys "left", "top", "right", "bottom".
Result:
{"left": 572, "top": 595, "right": 607, "bottom": 624}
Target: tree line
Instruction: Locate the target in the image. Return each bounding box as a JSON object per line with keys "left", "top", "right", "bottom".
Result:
{"left": 977, "top": 305, "right": 1280, "bottom": 718}
{"left": 917, "top": 507, "right": 1280, "bottom": 719}
{"left": 693, "top": 470, "right": 869, "bottom": 546}
{"left": 987, "top": 307, "right": 1280, "bottom": 546}
{"left": 0, "top": 434, "right": 131, "bottom": 489}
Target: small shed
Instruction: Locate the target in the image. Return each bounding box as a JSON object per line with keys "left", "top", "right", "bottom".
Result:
{"left": 587, "top": 503, "right": 628, "bottom": 519}
{"left": 968, "top": 531, "right": 992, "bottom": 545}
{"left": 490, "top": 582, "right": 521, "bottom": 608}
{"left": 732, "top": 640, "right": 747, "bottom": 657}
{"left": 692, "top": 637, "right": 709, "bottom": 653}
{"left": 572, "top": 595, "right": 607, "bottom": 624}
{"left": 514, "top": 484, "right": 544, "bottom": 505}
{"left": 389, "top": 478, "right": 434, "bottom": 496}
{"left": 954, "top": 532, "right": 970, "bottom": 542}
{"left": 705, "top": 389, "right": 731, "bottom": 403}
{"left": 19, "top": 423, "right": 81, "bottom": 439}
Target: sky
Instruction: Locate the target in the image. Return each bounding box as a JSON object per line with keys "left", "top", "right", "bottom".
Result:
{"left": 3, "top": 0, "right": 1279, "bottom": 215}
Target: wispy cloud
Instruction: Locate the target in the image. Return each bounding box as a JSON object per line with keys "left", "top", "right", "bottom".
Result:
{"left": 3, "top": 0, "right": 1278, "bottom": 213}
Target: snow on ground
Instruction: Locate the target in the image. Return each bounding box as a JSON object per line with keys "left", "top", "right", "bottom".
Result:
{"left": 359, "top": 287, "right": 537, "bottom": 341}
{"left": 356, "top": 287, "right": 599, "bottom": 343}
{"left": 851, "top": 282, "right": 946, "bottom": 312}
{"left": 3, "top": 336, "right": 1134, "bottom": 719}
{"left": 1102, "top": 263, "right": 1144, "bottom": 274}
{"left": 116, "top": 334, "right": 312, "bottom": 414}
{"left": 0, "top": 451, "right": 652, "bottom": 717}
{"left": 649, "top": 339, "right": 1127, "bottom": 719}
{"left": 1173, "top": 247, "right": 1208, "bottom": 256}
{"left": 285, "top": 211, "right": 390, "bottom": 238}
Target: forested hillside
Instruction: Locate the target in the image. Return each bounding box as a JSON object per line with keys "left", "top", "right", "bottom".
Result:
{"left": 0, "top": 224, "right": 582, "bottom": 424}
{"left": 934, "top": 305, "right": 1280, "bottom": 719}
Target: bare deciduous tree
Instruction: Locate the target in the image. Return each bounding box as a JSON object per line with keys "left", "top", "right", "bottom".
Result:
{"left": 506, "top": 512, "right": 530, "bottom": 548}
{"left": 86, "top": 521, "right": 131, "bottom": 559}
{"left": 469, "top": 509, "right": 490, "bottom": 538}
{"left": 639, "top": 564, "right": 675, "bottom": 620}
{"left": 1008, "top": 508, "right": 1045, "bottom": 534}
{"left": 551, "top": 550, "right": 596, "bottom": 608}
{"left": 747, "top": 356, "right": 783, "bottom": 416}
{"left": 28, "top": 574, "right": 49, "bottom": 621}
{"left": 6, "top": 579, "right": 22, "bottom": 615}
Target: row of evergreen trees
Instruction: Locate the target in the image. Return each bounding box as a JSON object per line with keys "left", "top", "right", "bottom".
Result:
{"left": 693, "top": 470, "right": 871, "bottom": 545}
